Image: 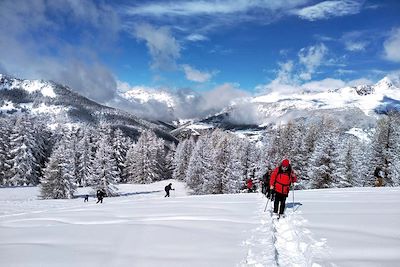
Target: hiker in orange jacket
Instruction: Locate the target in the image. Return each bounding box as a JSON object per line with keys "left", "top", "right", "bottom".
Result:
{"left": 270, "top": 159, "right": 297, "bottom": 218}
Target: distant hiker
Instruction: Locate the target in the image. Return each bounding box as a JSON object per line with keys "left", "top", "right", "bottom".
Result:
{"left": 246, "top": 178, "right": 254, "bottom": 193}
{"left": 262, "top": 169, "right": 274, "bottom": 200}
{"left": 165, "top": 183, "right": 175, "bottom": 197}
{"left": 96, "top": 189, "right": 105, "bottom": 203}
{"left": 84, "top": 195, "right": 89, "bottom": 202}
{"left": 270, "top": 159, "right": 297, "bottom": 219}
{"left": 374, "top": 167, "right": 384, "bottom": 187}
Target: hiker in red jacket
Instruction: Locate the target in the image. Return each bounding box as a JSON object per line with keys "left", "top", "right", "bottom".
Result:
{"left": 270, "top": 159, "right": 297, "bottom": 218}
{"left": 246, "top": 178, "right": 254, "bottom": 193}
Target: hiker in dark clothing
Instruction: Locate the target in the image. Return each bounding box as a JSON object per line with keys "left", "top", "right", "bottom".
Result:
{"left": 262, "top": 169, "right": 274, "bottom": 200}
{"left": 165, "top": 183, "right": 174, "bottom": 197}
{"left": 84, "top": 195, "right": 89, "bottom": 202}
{"left": 96, "top": 189, "right": 105, "bottom": 203}
{"left": 374, "top": 166, "right": 384, "bottom": 187}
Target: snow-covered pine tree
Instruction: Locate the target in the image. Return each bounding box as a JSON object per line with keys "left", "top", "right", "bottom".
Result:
{"left": 7, "top": 116, "right": 40, "bottom": 186}
{"left": 223, "top": 137, "right": 246, "bottom": 193}
{"left": 296, "top": 121, "right": 320, "bottom": 187}
{"left": 164, "top": 143, "right": 176, "bottom": 181}
{"left": 113, "top": 128, "right": 130, "bottom": 183}
{"left": 386, "top": 112, "right": 400, "bottom": 186}
{"left": 40, "top": 133, "right": 76, "bottom": 199}
{"left": 369, "top": 113, "right": 400, "bottom": 186}
{"left": 76, "top": 127, "right": 93, "bottom": 187}
{"left": 151, "top": 133, "right": 166, "bottom": 181}
{"left": 172, "top": 137, "right": 195, "bottom": 181}
{"left": 308, "top": 118, "right": 341, "bottom": 189}
{"left": 185, "top": 136, "right": 214, "bottom": 194}
{"left": 203, "top": 132, "right": 231, "bottom": 194}
{"left": 91, "top": 135, "right": 119, "bottom": 196}
{"left": 333, "top": 136, "right": 356, "bottom": 188}
{"left": 124, "top": 130, "right": 161, "bottom": 184}
{"left": 0, "top": 118, "right": 11, "bottom": 185}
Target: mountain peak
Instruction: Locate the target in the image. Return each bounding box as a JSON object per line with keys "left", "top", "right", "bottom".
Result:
{"left": 375, "top": 76, "right": 394, "bottom": 91}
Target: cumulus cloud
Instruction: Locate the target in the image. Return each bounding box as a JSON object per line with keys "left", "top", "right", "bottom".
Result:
{"left": 0, "top": 0, "right": 120, "bottom": 103}
{"left": 201, "top": 83, "right": 249, "bottom": 111}
{"left": 298, "top": 43, "right": 328, "bottom": 80}
{"left": 182, "top": 64, "right": 217, "bottom": 82}
{"left": 383, "top": 27, "right": 400, "bottom": 62}
{"left": 133, "top": 23, "right": 181, "bottom": 70}
{"left": 294, "top": 0, "right": 363, "bottom": 21}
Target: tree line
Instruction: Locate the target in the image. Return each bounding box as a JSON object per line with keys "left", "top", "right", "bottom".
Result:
{"left": 1, "top": 112, "right": 399, "bottom": 199}
{"left": 0, "top": 115, "right": 174, "bottom": 198}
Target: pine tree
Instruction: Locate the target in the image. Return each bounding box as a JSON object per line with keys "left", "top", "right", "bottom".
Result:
{"left": 186, "top": 136, "right": 214, "bottom": 194}
{"left": 308, "top": 119, "right": 340, "bottom": 189}
{"left": 113, "top": 128, "right": 130, "bottom": 183}
{"left": 40, "top": 135, "right": 76, "bottom": 199}
{"left": 124, "top": 130, "right": 162, "bottom": 184}
{"left": 164, "top": 143, "right": 176, "bottom": 181}
{"left": 76, "top": 127, "right": 93, "bottom": 187}
{"left": 91, "top": 136, "right": 119, "bottom": 196}
{"left": 0, "top": 118, "right": 11, "bottom": 185}
{"left": 8, "top": 117, "right": 39, "bottom": 186}
{"left": 172, "top": 138, "right": 195, "bottom": 181}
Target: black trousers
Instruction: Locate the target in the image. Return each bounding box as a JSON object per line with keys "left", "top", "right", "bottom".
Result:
{"left": 165, "top": 191, "right": 170, "bottom": 197}
{"left": 273, "top": 192, "right": 287, "bottom": 215}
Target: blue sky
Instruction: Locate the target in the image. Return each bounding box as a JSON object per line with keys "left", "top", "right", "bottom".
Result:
{"left": 1, "top": 0, "right": 400, "bottom": 104}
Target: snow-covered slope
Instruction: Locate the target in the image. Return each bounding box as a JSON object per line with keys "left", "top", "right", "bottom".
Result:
{"left": 186, "top": 76, "right": 400, "bottom": 134}
{"left": 1, "top": 183, "right": 399, "bottom": 267}
{"left": 120, "top": 87, "right": 176, "bottom": 109}
{"left": 0, "top": 74, "right": 177, "bottom": 142}
{"left": 253, "top": 76, "right": 400, "bottom": 118}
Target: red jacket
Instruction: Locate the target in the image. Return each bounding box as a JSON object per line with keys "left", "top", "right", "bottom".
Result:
{"left": 270, "top": 167, "right": 297, "bottom": 195}
{"left": 247, "top": 179, "right": 253, "bottom": 189}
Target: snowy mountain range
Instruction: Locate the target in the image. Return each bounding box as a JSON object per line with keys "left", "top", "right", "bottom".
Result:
{"left": 119, "top": 76, "right": 400, "bottom": 131}
{"left": 0, "top": 74, "right": 177, "bottom": 143}
{"left": 2, "top": 73, "right": 400, "bottom": 140}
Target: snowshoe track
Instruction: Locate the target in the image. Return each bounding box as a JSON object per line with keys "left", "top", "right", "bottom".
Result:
{"left": 271, "top": 208, "right": 330, "bottom": 267}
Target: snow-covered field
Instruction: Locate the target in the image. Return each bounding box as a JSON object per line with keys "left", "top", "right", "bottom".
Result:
{"left": 1, "top": 181, "right": 399, "bottom": 267}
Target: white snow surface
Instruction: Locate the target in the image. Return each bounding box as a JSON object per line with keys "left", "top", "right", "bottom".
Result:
{"left": 0, "top": 181, "right": 399, "bottom": 267}
{"left": 0, "top": 78, "right": 57, "bottom": 98}
{"left": 121, "top": 88, "right": 175, "bottom": 108}
{"left": 252, "top": 77, "right": 400, "bottom": 117}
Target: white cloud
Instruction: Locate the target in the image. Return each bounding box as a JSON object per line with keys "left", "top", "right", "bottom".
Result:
{"left": 302, "top": 77, "right": 374, "bottom": 91}
{"left": 347, "top": 78, "right": 373, "bottom": 86}
{"left": 186, "top": 33, "right": 208, "bottom": 42}
{"left": 298, "top": 43, "right": 328, "bottom": 80}
{"left": 295, "top": 0, "right": 363, "bottom": 21}
{"left": 345, "top": 41, "right": 368, "bottom": 51}
{"left": 182, "top": 64, "right": 217, "bottom": 83}
{"left": 201, "top": 83, "right": 250, "bottom": 111}
{"left": 125, "top": 0, "right": 309, "bottom": 17}
{"left": 342, "top": 31, "right": 369, "bottom": 52}
{"left": 122, "top": 0, "right": 310, "bottom": 36}
{"left": 301, "top": 78, "right": 346, "bottom": 91}
{"left": 0, "top": 0, "right": 120, "bottom": 103}
{"left": 383, "top": 27, "right": 400, "bottom": 62}
{"left": 133, "top": 23, "right": 181, "bottom": 70}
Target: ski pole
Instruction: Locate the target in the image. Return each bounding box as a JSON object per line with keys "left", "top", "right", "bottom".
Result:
{"left": 292, "top": 184, "right": 295, "bottom": 213}
{"left": 263, "top": 198, "right": 270, "bottom": 212}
